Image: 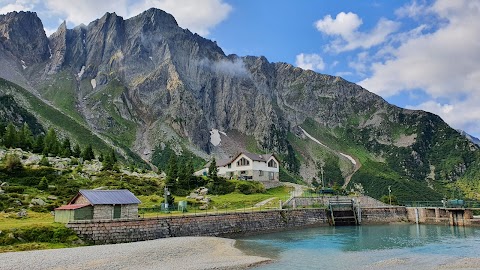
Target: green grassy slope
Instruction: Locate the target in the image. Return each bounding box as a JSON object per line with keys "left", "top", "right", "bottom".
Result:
{"left": 0, "top": 78, "right": 111, "bottom": 153}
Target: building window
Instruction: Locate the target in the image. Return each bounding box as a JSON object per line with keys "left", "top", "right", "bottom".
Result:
{"left": 269, "top": 172, "right": 274, "bottom": 180}
{"left": 228, "top": 164, "right": 231, "bottom": 168}
{"left": 259, "top": 170, "right": 264, "bottom": 176}
{"left": 268, "top": 159, "right": 277, "bottom": 168}
{"left": 240, "top": 171, "right": 246, "bottom": 175}
{"left": 237, "top": 157, "right": 250, "bottom": 166}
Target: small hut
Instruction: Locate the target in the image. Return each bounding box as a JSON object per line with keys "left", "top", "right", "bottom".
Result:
{"left": 55, "top": 189, "right": 141, "bottom": 223}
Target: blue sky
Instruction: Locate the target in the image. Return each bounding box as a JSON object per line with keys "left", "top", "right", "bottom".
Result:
{"left": 1, "top": 0, "right": 479, "bottom": 138}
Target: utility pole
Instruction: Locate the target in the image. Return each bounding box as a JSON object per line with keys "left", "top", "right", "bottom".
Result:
{"left": 388, "top": 186, "right": 392, "bottom": 205}
{"left": 164, "top": 186, "right": 170, "bottom": 211}
{"left": 320, "top": 162, "right": 325, "bottom": 190}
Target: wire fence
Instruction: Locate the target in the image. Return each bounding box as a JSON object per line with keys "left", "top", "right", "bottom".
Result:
{"left": 137, "top": 201, "right": 326, "bottom": 218}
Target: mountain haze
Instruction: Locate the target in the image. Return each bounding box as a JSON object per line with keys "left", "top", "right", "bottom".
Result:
{"left": 1, "top": 9, "right": 479, "bottom": 201}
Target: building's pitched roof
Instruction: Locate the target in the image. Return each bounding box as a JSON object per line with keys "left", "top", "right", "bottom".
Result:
{"left": 226, "top": 152, "right": 278, "bottom": 166}
{"left": 77, "top": 189, "right": 141, "bottom": 205}
{"left": 203, "top": 152, "right": 278, "bottom": 169}
{"left": 216, "top": 158, "right": 232, "bottom": 167}
{"left": 55, "top": 204, "right": 90, "bottom": 210}
{"left": 242, "top": 152, "right": 267, "bottom": 162}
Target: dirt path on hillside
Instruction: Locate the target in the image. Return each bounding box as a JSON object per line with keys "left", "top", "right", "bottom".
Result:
{"left": 254, "top": 197, "right": 277, "bottom": 207}
{"left": 283, "top": 182, "right": 306, "bottom": 198}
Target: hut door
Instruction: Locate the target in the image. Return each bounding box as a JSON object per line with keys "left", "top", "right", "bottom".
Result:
{"left": 113, "top": 205, "right": 121, "bottom": 219}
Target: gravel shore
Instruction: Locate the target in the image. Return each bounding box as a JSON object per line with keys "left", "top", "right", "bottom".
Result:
{"left": 0, "top": 237, "right": 271, "bottom": 270}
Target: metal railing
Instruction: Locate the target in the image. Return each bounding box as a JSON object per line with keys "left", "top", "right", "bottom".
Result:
{"left": 137, "top": 202, "right": 325, "bottom": 218}
{"left": 400, "top": 201, "right": 480, "bottom": 208}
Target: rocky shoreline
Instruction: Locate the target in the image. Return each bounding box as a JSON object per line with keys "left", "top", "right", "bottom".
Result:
{"left": 0, "top": 237, "right": 271, "bottom": 270}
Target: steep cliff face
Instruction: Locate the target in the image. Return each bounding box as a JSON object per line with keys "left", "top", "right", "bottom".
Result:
{"left": 0, "top": 9, "right": 478, "bottom": 201}
{"left": 0, "top": 11, "right": 49, "bottom": 65}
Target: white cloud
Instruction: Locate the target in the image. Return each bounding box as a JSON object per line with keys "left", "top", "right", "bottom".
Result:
{"left": 44, "top": 0, "right": 128, "bottom": 26}
{"left": 41, "top": 0, "right": 231, "bottom": 36}
{"left": 43, "top": 26, "right": 57, "bottom": 36}
{"left": 129, "top": 0, "right": 232, "bottom": 36}
{"left": 315, "top": 12, "right": 400, "bottom": 52}
{"left": 395, "top": 0, "right": 429, "bottom": 18}
{"left": 407, "top": 97, "right": 480, "bottom": 137}
{"left": 359, "top": 0, "right": 480, "bottom": 98}
{"left": 348, "top": 51, "right": 369, "bottom": 75}
{"left": 0, "top": 0, "right": 37, "bottom": 14}
{"left": 315, "top": 12, "right": 362, "bottom": 37}
{"left": 198, "top": 58, "right": 249, "bottom": 77}
{"left": 295, "top": 53, "right": 325, "bottom": 71}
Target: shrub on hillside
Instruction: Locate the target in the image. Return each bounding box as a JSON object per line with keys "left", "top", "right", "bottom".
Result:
{"left": 206, "top": 177, "right": 235, "bottom": 195}
{"left": 3, "top": 154, "right": 23, "bottom": 172}
{"left": 39, "top": 156, "right": 50, "bottom": 167}
{"left": 3, "top": 186, "right": 25, "bottom": 193}
{"left": 232, "top": 180, "right": 265, "bottom": 195}
{"left": 0, "top": 224, "right": 79, "bottom": 246}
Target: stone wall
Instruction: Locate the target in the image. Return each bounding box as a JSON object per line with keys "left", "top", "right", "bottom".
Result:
{"left": 122, "top": 204, "right": 138, "bottom": 219}
{"left": 92, "top": 204, "right": 138, "bottom": 220}
{"left": 361, "top": 207, "right": 408, "bottom": 224}
{"left": 93, "top": 205, "right": 114, "bottom": 220}
{"left": 67, "top": 209, "right": 328, "bottom": 244}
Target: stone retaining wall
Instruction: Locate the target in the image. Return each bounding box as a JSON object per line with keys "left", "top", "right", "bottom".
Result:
{"left": 361, "top": 207, "right": 408, "bottom": 223}
{"left": 67, "top": 209, "right": 328, "bottom": 244}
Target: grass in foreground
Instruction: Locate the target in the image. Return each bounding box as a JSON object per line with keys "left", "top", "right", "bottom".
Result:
{"left": 0, "top": 221, "right": 83, "bottom": 253}
{"left": 0, "top": 211, "right": 54, "bottom": 231}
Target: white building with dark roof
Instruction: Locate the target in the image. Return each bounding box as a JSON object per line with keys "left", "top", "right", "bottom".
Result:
{"left": 55, "top": 189, "right": 141, "bottom": 223}
{"left": 196, "top": 152, "right": 280, "bottom": 182}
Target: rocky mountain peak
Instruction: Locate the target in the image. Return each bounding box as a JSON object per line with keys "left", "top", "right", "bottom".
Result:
{"left": 136, "top": 8, "right": 179, "bottom": 29}
{"left": 0, "top": 11, "right": 49, "bottom": 64}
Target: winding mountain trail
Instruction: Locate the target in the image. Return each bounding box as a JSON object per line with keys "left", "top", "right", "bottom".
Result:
{"left": 283, "top": 182, "right": 307, "bottom": 198}
{"left": 298, "top": 127, "right": 361, "bottom": 188}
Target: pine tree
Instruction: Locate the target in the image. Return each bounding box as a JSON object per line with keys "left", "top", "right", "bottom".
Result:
{"left": 102, "top": 149, "right": 117, "bottom": 171}
{"left": 4, "top": 123, "right": 17, "bottom": 148}
{"left": 61, "top": 138, "right": 72, "bottom": 157}
{"left": 38, "top": 176, "right": 48, "bottom": 190}
{"left": 177, "top": 158, "right": 194, "bottom": 190}
{"left": 21, "top": 123, "right": 34, "bottom": 150}
{"left": 166, "top": 154, "right": 178, "bottom": 186}
{"left": 184, "top": 159, "right": 195, "bottom": 190}
{"left": 17, "top": 124, "right": 26, "bottom": 149}
{"left": 72, "top": 143, "right": 81, "bottom": 158}
{"left": 110, "top": 149, "right": 117, "bottom": 163}
{"left": 81, "top": 144, "right": 95, "bottom": 161}
{"left": 208, "top": 157, "right": 218, "bottom": 178}
{"left": 32, "top": 135, "right": 44, "bottom": 153}
{"left": 43, "top": 128, "right": 60, "bottom": 156}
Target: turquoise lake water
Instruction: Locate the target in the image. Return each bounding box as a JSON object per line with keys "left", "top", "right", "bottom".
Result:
{"left": 236, "top": 224, "right": 480, "bottom": 270}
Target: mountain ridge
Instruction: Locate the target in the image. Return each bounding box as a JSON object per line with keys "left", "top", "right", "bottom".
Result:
{"left": 0, "top": 9, "right": 479, "bottom": 201}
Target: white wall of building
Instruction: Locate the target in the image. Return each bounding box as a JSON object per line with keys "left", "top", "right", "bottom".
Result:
{"left": 195, "top": 153, "right": 280, "bottom": 181}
